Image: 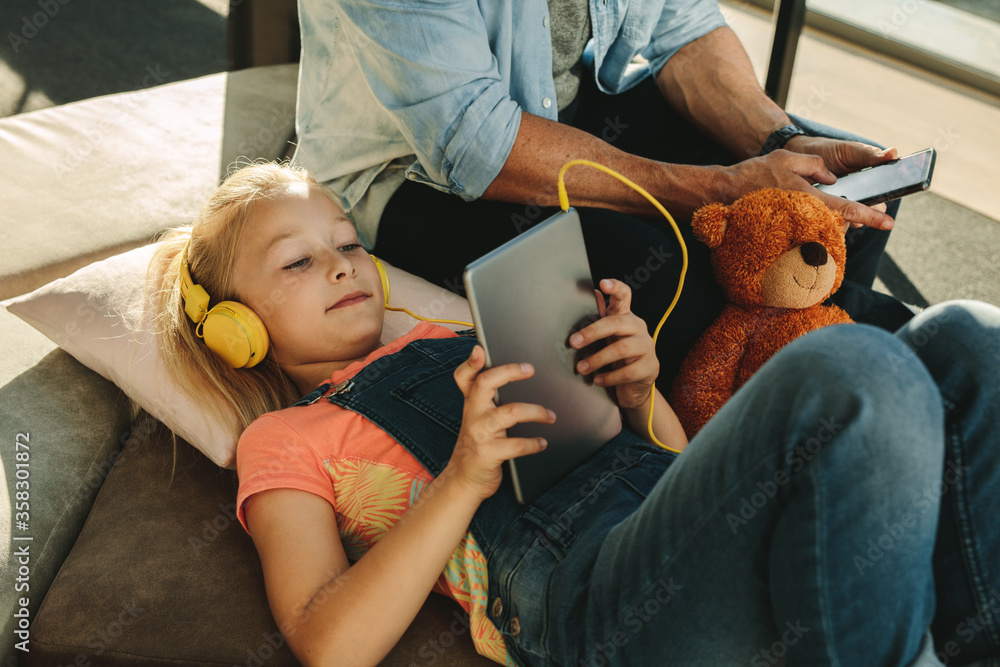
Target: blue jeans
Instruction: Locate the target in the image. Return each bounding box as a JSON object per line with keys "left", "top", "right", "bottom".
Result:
{"left": 495, "top": 301, "right": 1000, "bottom": 667}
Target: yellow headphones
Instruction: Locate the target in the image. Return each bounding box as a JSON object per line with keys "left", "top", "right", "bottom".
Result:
{"left": 179, "top": 240, "right": 391, "bottom": 369}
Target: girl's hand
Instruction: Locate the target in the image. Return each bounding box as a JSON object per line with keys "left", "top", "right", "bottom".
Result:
{"left": 447, "top": 345, "right": 554, "bottom": 502}
{"left": 570, "top": 279, "right": 658, "bottom": 411}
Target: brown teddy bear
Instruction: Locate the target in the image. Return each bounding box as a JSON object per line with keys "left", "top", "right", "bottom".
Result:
{"left": 668, "top": 188, "right": 854, "bottom": 437}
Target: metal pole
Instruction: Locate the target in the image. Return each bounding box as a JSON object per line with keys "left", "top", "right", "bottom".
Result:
{"left": 227, "top": 0, "right": 253, "bottom": 71}
{"left": 765, "top": 0, "right": 807, "bottom": 108}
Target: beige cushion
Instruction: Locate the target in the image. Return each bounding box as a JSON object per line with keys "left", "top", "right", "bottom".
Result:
{"left": 0, "top": 64, "right": 298, "bottom": 301}
{"left": 3, "top": 244, "right": 473, "bottom": 467}
{"left": 3, "top": 244, "right": 233, "bottom": 462}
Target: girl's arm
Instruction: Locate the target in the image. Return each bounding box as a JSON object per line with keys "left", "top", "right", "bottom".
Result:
{"left": 245, "top": 476, "right": 480, "bottom": 667}
{"left": 620, "top": 387, "right": 688, "bottom": 453}
{"left": 245, "top": 349, "right": 551, "bottom": 667}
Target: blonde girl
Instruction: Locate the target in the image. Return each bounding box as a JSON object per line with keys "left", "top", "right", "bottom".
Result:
{"left": 150, "top": 163, "right": 1000, "bottom": 667}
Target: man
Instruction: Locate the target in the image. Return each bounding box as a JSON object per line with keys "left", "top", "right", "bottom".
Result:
{"left": 292, "top": 0, "right": 912, "bottom": 380}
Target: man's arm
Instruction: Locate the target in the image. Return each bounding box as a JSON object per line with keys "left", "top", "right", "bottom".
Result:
{"left": 483, "top": 112, "right": 723, "bottom": 217}
{"left": 655, "top": 25, "right": 898, "bottom": 225}
{"left": 482, "top": 111, "right": 839, "bottom": 220}
{"left": 655, "top": 25, "right": 788, "bottom": 159}
{"left": 486, "top": 26, "right": 897, "bottom": 229}
{"left": 334, "top": 0, "right": 892, "bottom": 228}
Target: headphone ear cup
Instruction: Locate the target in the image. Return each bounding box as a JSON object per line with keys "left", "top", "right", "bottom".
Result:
{"left": 200, "top": 301, "right": 270, "bottom": 369}
{"left": 371, "top": 254, "right": 390, "bottom": 307}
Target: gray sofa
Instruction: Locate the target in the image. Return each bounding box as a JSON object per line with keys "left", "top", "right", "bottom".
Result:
{"left": 0, "top": 64, "right": 494, "bottom": 667}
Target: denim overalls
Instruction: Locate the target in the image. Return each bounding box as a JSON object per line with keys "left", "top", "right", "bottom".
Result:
{"left": 293, "top": 334, "right": 678, "bottom": 666}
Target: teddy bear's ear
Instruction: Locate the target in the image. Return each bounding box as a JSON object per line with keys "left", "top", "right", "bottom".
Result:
{"left": 692, "top": 203, "right": 728, "bottom": 248}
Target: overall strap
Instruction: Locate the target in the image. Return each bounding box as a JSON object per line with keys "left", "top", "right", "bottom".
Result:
{"left": 315, "top": 336, "right": 525, "bottom": 557}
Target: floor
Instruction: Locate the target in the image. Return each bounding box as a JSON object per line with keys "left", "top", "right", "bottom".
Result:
{"left": 723, "top": 0, "right": 1000, "bottom": 307}
{"left": 1, "top": 0, "right": 998, "bottom": 307}
{"left": 0, "top": 0, "right": 228, "bottom": 118}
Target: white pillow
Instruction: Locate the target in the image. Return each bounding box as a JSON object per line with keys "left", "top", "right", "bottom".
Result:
{"left": 2, "top": 244, "right": 473, "bottom": 468}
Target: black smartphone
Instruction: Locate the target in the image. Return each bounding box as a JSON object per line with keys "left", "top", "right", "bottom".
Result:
{"left": 814, "top": 148, "right": 936, "bottom": 205}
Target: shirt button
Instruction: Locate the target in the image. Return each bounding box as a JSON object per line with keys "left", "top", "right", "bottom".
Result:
{"left": 405, "top": 172, "right": 416, "bottom": 180}
{"left": 510, "top": 616, "right": 521, "bottom": 637}
{"left": 491, "top": 597, "right": 503, "bottom": 618}
{"left": 542, "top": 97, "right": 552, "bottom": 109}
{"left": 543, "top": 15, "right": 549, "bottom": 28}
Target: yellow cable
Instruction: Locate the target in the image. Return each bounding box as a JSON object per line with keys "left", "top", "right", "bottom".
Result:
{"left": 556, "top": 159, "right": 688, "bottom": 454}
{"left": 374, "top": 254, "right": 474, "bottom": 328}
{"left": 385, "top": 304, "right": 473, "bottom": 328}
{"left": 388, "top": 159, "right": 687, "bottom": 453}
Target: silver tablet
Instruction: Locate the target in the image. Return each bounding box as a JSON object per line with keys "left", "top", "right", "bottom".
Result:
{"left": 463, "top": 208, "right": 623, "bottom": 504}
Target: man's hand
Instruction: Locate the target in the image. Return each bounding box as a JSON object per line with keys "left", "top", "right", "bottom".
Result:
{"left": 721, "top": 147, "right": 896, "bottom": 231}
{"left": 784, "top": 135, "right": 897, "bottom": 229}
{"left": 784, "top": 135, "right": 898, "bottom": 176}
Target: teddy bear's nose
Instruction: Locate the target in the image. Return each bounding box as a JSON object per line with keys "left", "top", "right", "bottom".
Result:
{"left": 800, "top": 242, "right": 828, "bottom": 267}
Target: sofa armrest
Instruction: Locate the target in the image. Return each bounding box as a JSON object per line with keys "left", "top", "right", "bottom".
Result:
{"left": 0, "top": 309, "right": 132, "bottom": 666}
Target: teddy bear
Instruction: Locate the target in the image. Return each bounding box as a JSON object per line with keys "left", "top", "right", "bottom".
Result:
{"left": 668, "top": 187, "right": 854, "bottom": 438}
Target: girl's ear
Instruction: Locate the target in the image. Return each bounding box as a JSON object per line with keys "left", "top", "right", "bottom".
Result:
{"left": 692, "top": 203, "right": 728, "bottom": 249}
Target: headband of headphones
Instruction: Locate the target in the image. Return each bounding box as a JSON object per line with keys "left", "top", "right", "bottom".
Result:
{"left": 178, "top": 242, "right": 211, "bottom": 325}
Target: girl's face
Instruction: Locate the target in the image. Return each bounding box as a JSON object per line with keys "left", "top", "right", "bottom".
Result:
{"left": 231, "top": 182, "right": 385, "bottom": 385}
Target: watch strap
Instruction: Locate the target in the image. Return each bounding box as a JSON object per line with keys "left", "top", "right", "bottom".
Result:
{"left": 759, "top": 125, "right": 808, "bottom": 155}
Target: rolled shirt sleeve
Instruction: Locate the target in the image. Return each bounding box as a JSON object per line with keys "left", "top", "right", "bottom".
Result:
{"left": 642, "top": 0, "right": 729, "bottom": 78}
{"left": 333, "top": 0, "right": 537, "bottom": 201}
{"left": 593, "top": 0, "right": 729, "bottom": 94}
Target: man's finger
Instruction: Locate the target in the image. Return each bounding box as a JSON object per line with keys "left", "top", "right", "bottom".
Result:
{"left": 850, "top": 202, "right": 887, "bottom": 229}
{"left": 847, "top": 143, "right": 898, "bottom": 170}
{"left": 818, "top": 193, "right": 895, "bottom": 231}
{"left": 875, "top": 146, "right": 898, "bottom": 162}
{"left": 781, "top": 151, "right": 837, "bottom": 185}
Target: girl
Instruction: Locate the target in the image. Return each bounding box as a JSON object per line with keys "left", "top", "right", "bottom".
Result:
{"left": 150, "top": 162, "right": 1000, "bottom": 667}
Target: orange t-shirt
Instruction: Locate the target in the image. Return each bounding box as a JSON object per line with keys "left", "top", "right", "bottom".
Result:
{"left": 236, "top": 321, "right": 511, "bottom": 665}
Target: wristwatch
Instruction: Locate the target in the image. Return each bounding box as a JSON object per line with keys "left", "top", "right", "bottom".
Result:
{"left": 759, "top": 125, "right": 807, "bottom": 156}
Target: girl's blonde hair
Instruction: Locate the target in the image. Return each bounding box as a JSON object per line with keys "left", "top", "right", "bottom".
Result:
{"left": 147, "top": 161, "right": 334, "bottom": 441}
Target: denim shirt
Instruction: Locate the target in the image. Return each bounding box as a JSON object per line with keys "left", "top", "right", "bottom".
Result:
{"left": 293, "top": 0, "right": 728, "bottom": 248}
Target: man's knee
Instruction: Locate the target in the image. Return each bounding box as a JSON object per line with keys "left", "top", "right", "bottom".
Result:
{"left": 899, "top": 300, "right": 1000, "bottom": 364}
{"left": 775, "top": 325, "right": 944, "bottom": 478}
{"left": 774, "top": 324, "right": 939, "bottom": 410}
